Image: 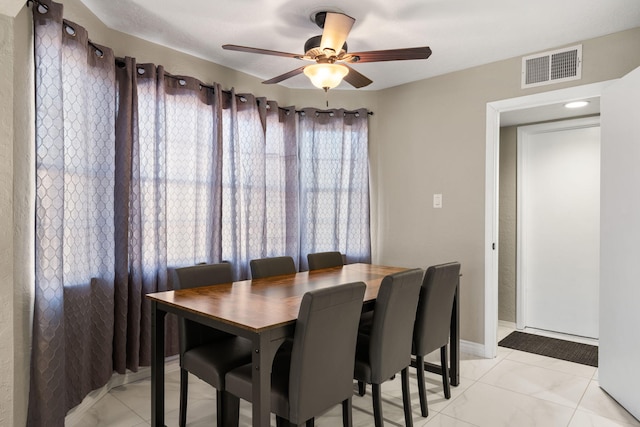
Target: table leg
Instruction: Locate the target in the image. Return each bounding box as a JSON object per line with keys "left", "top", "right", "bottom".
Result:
{"left": 252, "top": 333, "right": 272, "bottom": 427}
{"left": 449, "top": 279, "right": 460, "bottom": 386}
{"left": 151, "top": 301, "right": 167, "bottom": 427}
{"left": 250, "top": 332, "right": 287, "bottom": 426}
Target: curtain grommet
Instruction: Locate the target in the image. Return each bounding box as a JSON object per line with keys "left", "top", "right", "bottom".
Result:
{"left": 64, "top": 24, "right": 76, "bottom": 37}
{"left": 37, "top": 3, "right": 49, "bottom": 14}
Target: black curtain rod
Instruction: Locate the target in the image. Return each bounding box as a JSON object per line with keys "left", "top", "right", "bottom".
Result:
{"left": 295, "top": 109, "right": 374, "bottom": 116}
{"left": 160, "top": 75, "right": 375, "bottom": 115}
{"left": 162, "top": 75, "right": 372, "bottom": 115}
{"left": 119, "top": 67, "right": 374, "bottom": 116}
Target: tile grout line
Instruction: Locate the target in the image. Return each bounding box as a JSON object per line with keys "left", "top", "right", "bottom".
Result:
{"left": 502, "top": 350, "right": 598, "bottom": 379}
{"left": 566, "top": 380, "right": 595, "bottom": 427}
{"left": 475, "top": 356, "right": 590, "bottom": 413}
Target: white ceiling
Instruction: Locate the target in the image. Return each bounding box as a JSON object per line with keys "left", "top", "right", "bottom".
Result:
{"left": 79, "top": 0, "right": 640, "bottom": 91}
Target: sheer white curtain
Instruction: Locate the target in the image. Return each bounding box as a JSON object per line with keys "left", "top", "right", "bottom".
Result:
{"left": 298, "top": 108, "right": 371, "bottom": 270}
{"left": 221, "top": 94, "right": 298, "bottom": 279}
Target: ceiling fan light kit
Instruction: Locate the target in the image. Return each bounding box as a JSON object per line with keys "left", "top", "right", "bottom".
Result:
{"left": 222, "top": 11, "right": 432, "bottom": 91}
{"left": 303, "top": 63, "right": 349, "bottom": 91}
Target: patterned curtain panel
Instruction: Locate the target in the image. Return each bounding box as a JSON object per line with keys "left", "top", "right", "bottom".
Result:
{"left": 221, "top": 94, "right": 298, "bottom": 279}
{"left": 30, "top": 2, "right": 117, "bottom": 425}
{"left": 120, "top": 66, "right": 224, "bottom": 371}
{"left": 30, "top": 3, "right": 225, "bottom": 425}
{"left": 298, "top": 108, "right": 372, "bottom": 270}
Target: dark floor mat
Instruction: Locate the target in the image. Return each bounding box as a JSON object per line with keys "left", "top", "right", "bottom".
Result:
{"left": 498, "top": 331, "right": 598, "bottom": 367}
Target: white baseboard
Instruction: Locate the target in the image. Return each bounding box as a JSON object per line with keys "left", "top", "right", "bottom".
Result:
{"left": 65, "top": 356, "right": 179, "bottom": 426}
{"left": 460, "top": 339, "right": 488, "bottom": 358}
{"left": 498, "top": 320, "right": 516, "bottom": 329}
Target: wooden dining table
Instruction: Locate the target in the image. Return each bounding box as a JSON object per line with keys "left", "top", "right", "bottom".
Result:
{"left": 147, "top": 263, "right": 460, "bottom": 427}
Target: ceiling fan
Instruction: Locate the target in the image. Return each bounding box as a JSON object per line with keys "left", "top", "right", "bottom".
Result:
{"left": 222, "top": 11, "right": 432, "bottom": 91}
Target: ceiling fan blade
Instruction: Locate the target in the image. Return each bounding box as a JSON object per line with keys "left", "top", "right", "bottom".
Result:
{"left": 222, "top": 44, "right": 302, "bottom": 59}
{"left": 346, "top": 46, "right": 432, "bottom": 63}
{"left": 343, "top": 65, "right": 373, "bottom": 88}
{"left": 319, "top": 12, "right": 355, "bottom": 55}
{"left": 262, "top": 66, "right": 306, "bottom": 84}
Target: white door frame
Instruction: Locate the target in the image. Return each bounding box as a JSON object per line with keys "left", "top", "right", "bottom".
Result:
{"left": 484, "top": 80, "right": 615, "bottom": 358}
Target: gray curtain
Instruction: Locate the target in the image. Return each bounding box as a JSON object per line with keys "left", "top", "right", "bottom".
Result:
{"left": 30, "top": 2, "right": 117, "bottom": 425}
{"left": 298, "top": 108, "right": 372, "bottom": 270}
{"left": 120, "top": 65, "right": 224, "bottom": 370}
{"left": 221, "top": 94, "right": 298, "bottom": 278}
{"left": 30, "top": 2, "right": 224, "bottom": 425}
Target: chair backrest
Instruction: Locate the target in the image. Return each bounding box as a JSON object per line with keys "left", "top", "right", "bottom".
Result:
{"left": 250, "top": 256, "right": 296, "bottom": 279}
{"left": 288, "top": 282, "right": 366, "bottom": 424}
{"left": 413, "top": 262, "right": 461, "bottom": 355}
{"left": 368, "top": 268, "right": 423, "bottom": 383}
{"left": 171, "top": 262, "right": 233, "bottom": 353}
{"left": 172, "top": 263, "right": 233, "bottom": 290}
{"left": 307, "top": 251, "right": 344, "bottom": 271}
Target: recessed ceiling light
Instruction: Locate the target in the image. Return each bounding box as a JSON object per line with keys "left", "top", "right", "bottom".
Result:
{"left": 564, "top": 101, "right": 590, "bottom": 109}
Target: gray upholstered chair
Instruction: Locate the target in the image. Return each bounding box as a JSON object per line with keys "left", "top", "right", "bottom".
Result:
{"left": 307, "top": 251, "right": 344, "bottom": 271}
{"left": 172, "top": 262, "right": 253, "bottom": 427}
{"left": 225, "top": 281, "right": 367, "bottom": 427}
{"left": 353, "top": 268, "right": 424, "bottom": 427}
{"left": 412, "top": 262, "right": 461, "bottom": 417}
{"left": 250, "top": 256, "right": 297, "bottom": 279}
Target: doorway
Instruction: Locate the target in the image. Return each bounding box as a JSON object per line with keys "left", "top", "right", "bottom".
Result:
{"left": 483, "top": 80, "right": 615, "bottom": 358}
{"left": 516, "top": 118, "right": 600, "bottom": 339}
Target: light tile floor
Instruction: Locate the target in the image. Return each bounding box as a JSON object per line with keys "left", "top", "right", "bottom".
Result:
{"left": 68, "top": 326, "right": 639, "bottom": 426}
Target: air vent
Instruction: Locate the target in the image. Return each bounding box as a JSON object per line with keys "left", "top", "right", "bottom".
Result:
{"left": 521, "top": 45, "right": 582, "bottom": 88}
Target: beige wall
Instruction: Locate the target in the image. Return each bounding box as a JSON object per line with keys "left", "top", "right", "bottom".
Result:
{"left": 2, "top": 0, "right": 640, "bottom": 424}
{"left": 1, "top": 5, "right": 33, "bottom": 427}
{"left": 372, "top": 28, "right": 640, "bottom": 343}
{"left": 499, "top": 126, "right": 517, "bottom": 322}
{"left": 12, "top": 6, "right": 34, "bottom": 426}
{"left": 0, "top": 13, "right": 16, "bottom": 426}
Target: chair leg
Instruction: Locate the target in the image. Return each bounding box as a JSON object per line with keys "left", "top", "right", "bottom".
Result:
{"left": 179, "top": 368, "right": 188, "bottom": 427}
{"left": 217, "top": 390, "right": 240, "bottom": 427}
{"left": 416, "top": 355, "right": 428, "bottom": 417}
{"left": 342, "top": 397, "right": 353, "bottom": 427}
{"left": 440, "top": 345, "right": 451, "bottom": 399}
{"left": 401, "top": 368, "right": 413, "bottom": 427}
{"left": 305, "top": 417, "right": 315, "bottom": 427}
{"left": 372, "top": 383, "right": 384, "bottom": 427}
{"left": 276, "top": 415, "right": 288, "bottom": 427}
{"left": 357, "top": 381, "right": 366, "bottom": 396}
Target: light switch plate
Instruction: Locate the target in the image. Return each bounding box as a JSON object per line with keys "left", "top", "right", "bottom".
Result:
{"left": 433, "top": 193, "right": 442, "bottom": 208}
